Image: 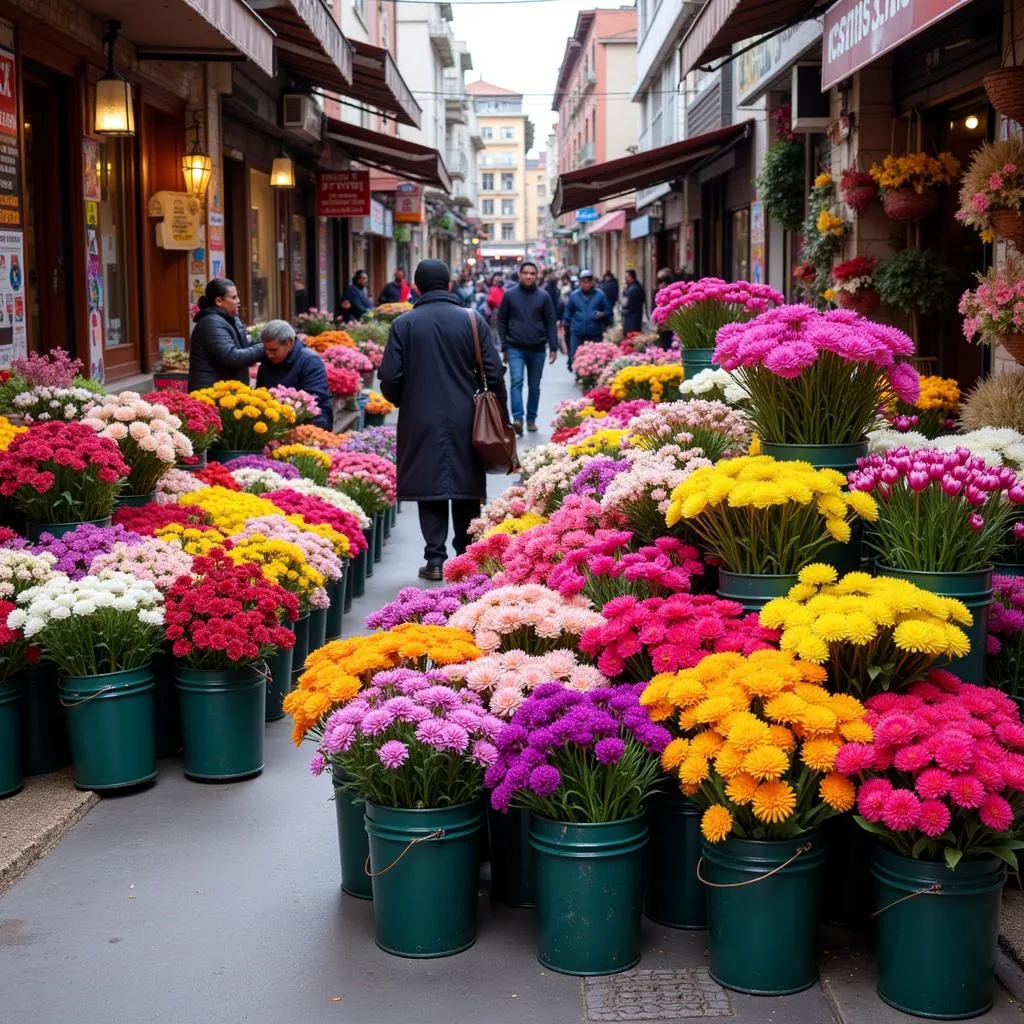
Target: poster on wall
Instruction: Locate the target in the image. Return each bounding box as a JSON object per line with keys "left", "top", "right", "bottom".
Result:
{"left": 750, "top": 201, "right": 766, "bottom": 285}
{"left": 318, "top": 217, "right": 328, "bottom": 308}
{"left": 85, "top": 198, "right": 104, "bottom": 382}
{"left": 0, "top": 18, "right": 24, "bottom": 367}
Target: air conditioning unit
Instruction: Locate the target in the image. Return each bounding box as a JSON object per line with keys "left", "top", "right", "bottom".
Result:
{"left": 791, "top": 64, "right": 830, "bottom": 133}
{"left": 283, "top": 94, "right": 323, "bottom": 143}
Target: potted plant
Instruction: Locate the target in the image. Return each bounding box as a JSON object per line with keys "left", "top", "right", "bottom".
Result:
{"left": 960, "top": 257, "right": 1024, "bottom": 366}
{"left": 302, "top": 329, "right": 356, "bottom": 353}
{"left": 327, "top": 365, "right": 362, "bottom": 414}
{"left": 143, "top": 389, "right": 220, "bottom": 472}
{"left": 321, "top": 343, "right": 374, "bottom": 389}
{"left": 487, "top": 682, "right": 671, "bottom": 975}
{"left": 840, "top": 167, "right": 878, "bottom": 215}
{"left": 292, "top": 308, "right": 337, "bottom": 337}
{"left": 831, "top": 256, "right": 880, "bottom": 316}
{"left": 869, "top": 152, "right": 960, "bottom": 221}
{"left": 754, "top": 107, "right": 805, "bottom": 233}
{"left": 874, "top": 248, "right": 956, "bottom": 344}
{"left": 190, "top": 381, "right": 297, "bottom": 461}
{"left": 833, "top": 672, "right": 1024, "bottom": 1018}
{"left": 363, "top": 391, "right": 394, "bottom": 426}
{"left": 956, "top": 134, "right": 1024, "bottom": 250}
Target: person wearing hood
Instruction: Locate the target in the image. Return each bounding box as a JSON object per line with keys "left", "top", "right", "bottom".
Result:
{"left": 340, "top": 270, "right": 372, "bottom": 322}
{"left": 379, "top": 259, "right": 507, "bottom": 581}
{"left": 255, "top": 320, "right": 332, "bottom": 430}
{"left": 187, "top": 278, "right": 264, "bottom": 392}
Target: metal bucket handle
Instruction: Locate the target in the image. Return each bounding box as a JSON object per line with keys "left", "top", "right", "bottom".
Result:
{"left": 696, "top": 841, "right": 812, "bottom": 889}
{"left": 364, "top": 828, "right": 446, "bottom": 878}
{"left": 871, "top": 882, "right": 943, "bottom": 918}
{"left": 60, "top": 684, "right": 116, "bottom": 708}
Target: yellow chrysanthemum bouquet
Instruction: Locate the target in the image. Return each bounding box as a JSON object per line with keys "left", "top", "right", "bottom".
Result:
{"left": 609, "top": 365, "right": 683, "bottom": 404}
{"left": 484, "top": 512, "right": 547, "bottom": 538}
{"left": 566, "top": 428, "right": 629, "bottom": 459}
{"left": 226, "top": 535, "right": 326, "bottom": 615}
{"left": 190, "top": 381, "right": 296, "bottom": 450}
{"left": 886, "top": 375, "right": 960, "bottom": 439}
{"left": 759, "top": 564, "right": 972, "bottom": 697}
{"left": 665, "top": 456, "right": 878, "bottom": 575}
{"left": 640, "top": 649, "right": 871, "bottom": 843}
{"left": 269, "top": 443, "right": 332, "bottom": 485}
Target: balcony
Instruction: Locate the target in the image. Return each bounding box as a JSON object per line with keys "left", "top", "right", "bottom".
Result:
{"left": 446, "top": 148, "right": 469, "bottom": 181}
{"left": 582, "top": 68, "right": 597, "bottom": 92}
{"left": 578, "top": 141, "right": 596, "bottom": 167}
{"left": 428, "top": 16, "right": 455, "bottom": 68}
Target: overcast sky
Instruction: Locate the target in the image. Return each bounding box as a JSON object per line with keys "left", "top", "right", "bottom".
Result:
{"left": 448, "top": 0, "right": 629, "bottom": 156}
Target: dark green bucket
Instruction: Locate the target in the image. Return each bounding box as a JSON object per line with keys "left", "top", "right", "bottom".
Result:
{"left": 383, "top": 508, "right": 391, "bottom": 541}
{"left": 265, "top": 645, "right": 293, "bottom": 721}
{"left": 364, "top": 412, "right": 386, "bottom": 427}
{"left": 25, "top": 515, "right": 112, "bottom": 542}
{"left": 150, "top": 651, "right": 182, "bottom": 758}
{"left": 207, "top": 448, "right": 262, "bottom": 464}
{"left": 682, "top": 348, "right": 716, "bottom": 377}
{"left": 60, "top": 665, "right": 157, "bottom": 791}
{"left": 700, "top": 832, "right": 826, "bottom": 994}
{"left": 0, "top": 676, "right": 22, "bottom": 798}
{"left": 354, "top": 549, "right": 368, "bottom": 595}
{"left": 488, "top": 805, "right": 534, "bottom": 907}
{"left": 878, "top": 565, "right": 992, "bottom": 685}
{"left": 308, "top": 606, "right": 328, "bottom": 654}
{"left": 823, "top": 814, "right": 871, "bottom": 928}
{"left": 174, "top": 665, "right": 265, "bottom": 781}
{"left": 872, "top": 847, "right": 1006, "bottom": 1019}
{"left": 992, "top": 561, "right": 1024, "bottom": 578}
{"left": 645, "top": 792, "right": 705, "bottom": 929}
{"left": 343, "top": 562, "right": 355, "bottom": 613}
{"left": 373, "top": 514, "right": 384, "bottom": 564}
{"left": 761, "top": 440, "right": 868, "bottom": 475}
{"left": 390, "top": 504, "right": 397, "bottom": 528}
{"left": 291, "top": 614, "right": 311, "bottom": 674}
{"left": 530, "top": 813, "right": 647, "bottom": 975}
{"left": 20, "top": 662, "right": 69, "bottom": 775}
{"left": 716, "top": 570, "right": 799, "bottom": 614}
{"left": 115, "top": 491, "right": 156, "bottom": 508}
{"left": 333, "top": 770, "right": 372, "bottom": 899}
{"left": 325, "top": 576, "right": 345, "bottom": 641}
{"left": 365, "top": 799, "right": 482, "bottom": 957}
{"left": 363, "top": 530, "right": 375, "bottom": 578}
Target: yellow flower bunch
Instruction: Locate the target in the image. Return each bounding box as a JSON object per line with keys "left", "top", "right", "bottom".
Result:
{"left": 365, "top": 391, "right": 395, "bottom": 415}
{"left": 284, "top": 623, "right": 482, "bottom": 742}
{"left": 916, "top": 375, "right": 960, "bottom": 414}
{"left": 269, "top": 443, "right": 331, "bottom": 484}
{"left": 665, "top": 455, "right": 879, "bottom": 575}
{"left": 153, "top": 523, "right": 228, "bottom": 556}
{"left": 284, "top": 514, "right": 351, "bottom": 559}
{"left": 640, "top": 649, "right": 871, "bottom": 843}
{"left": 578, "top": 407, "right": 607, "bottom": 421}
{"left": 485, "top": 512, "right": 548, "bottom": 538}
{"left": 869, "top": 152, "right": 960, "bottom": 194}
{"left": 815, "top": 208, "right": 846, "bottom": 237}
{"left": 190, "top": 381, "right": 296, "bottom": 447}
{"left": 226, "top": 534, "right": 325, "bottom": 613}
{"left": 0, "top": 414, "right": 26, "bottom": 451}
{"left": 814, "top": 172, "right": 833, "bottom": 188}
{"left": 566, "top": 428, "right": 629, "bottom": 458}
{"left": 609, "top": 365, "right": 684, "bottom": 404}
{"left": 178, "top": 486, "right": 280, "bottom": 534}
{"left": 759, "top": 564, "right": 971, "bottom": 697}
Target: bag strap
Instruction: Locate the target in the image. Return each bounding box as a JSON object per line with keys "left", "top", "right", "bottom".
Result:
{"left": 467, "top": 310, "right": 488, "bottom": 393}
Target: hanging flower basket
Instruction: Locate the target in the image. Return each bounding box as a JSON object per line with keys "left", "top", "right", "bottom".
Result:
{"left": 843, "top": 184, "right": 877, "bottom": 215}
{"left": 998, "top": 334, "right": 1024, "bottom": 367}
{"left": 991, "top": 208, "right": 1024, "bottom": 251}
{"left": 836, "top": 288, "right": 880, "bottom": 317}
{"left": 983, "top": 67, "right": 1024, "bottom": 128}
{"left": 883, "top": 188, "right": 939, "bottom": 222}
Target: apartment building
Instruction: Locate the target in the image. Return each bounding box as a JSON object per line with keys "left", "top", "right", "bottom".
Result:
{"left": 524, "top": 154, "right": 549, "bottom": 260}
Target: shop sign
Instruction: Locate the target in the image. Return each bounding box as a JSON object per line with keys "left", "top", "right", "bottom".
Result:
{"left": 394, "top": 182, "right": 423, "bottom": 224}
{"left": 0, "top": 17, "right": 24, "bottom": 368}
{"left": 575, "top": 207, "right": 599, "bottom": 223}
{"left": 629, "top": 214, "right": 653, "bottom": 240}
{"left": 317, "top": 170, "right": 370, "bottom": 217}
{"left": 737, "top": 21, "right": 823, "bottom": 105}
{"left": 822, "top": 0, "right": 975, "bottom": 91}
{"left": 364, "top": 198, "right": 385, "bottom": 236}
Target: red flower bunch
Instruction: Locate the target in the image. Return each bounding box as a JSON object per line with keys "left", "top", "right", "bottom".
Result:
{"left": 551, "top": 426, "right": 582, "bottom": 444}
{"left": 443, "top": 532, "right": 512, "bottom": 581}
{"left": 326, "top": 366, "right": 361, "bottom": 399}
{"left": 832, "top": 255, "right": 878, "bottom": 283}
{"left": 579, "top": 593, "right": 778, "bottom": 681}
{"left": 113, "top": 502, "right": 215, "bottom": 535}
{"left": 0, "top": 421, "right": 129, "bottom": 522}
{"left": 164, "top": 547, "right": 298, "bottom": 668}
{"left": 585, "top": 386, "right": 619, "bottom": 412}
{"left": 265, "top": 489, "right": 368, "bottom": 555}
{"left": 833, "top": 670, "right": 1024, "bottom": 868}
{"left": 194, "top": 461, "right": 241, "bottom": 491}
{"left": 142, "top": 390, "right": 221, "bottom": 453}
{"left": 839, "top": 168, "right": 878, "bottom": 213}
{"left": 0, "top": 527, "right": 19, "bottom": 546}
{"left": 0, "top": 597, "right": 30, "bottom": 681}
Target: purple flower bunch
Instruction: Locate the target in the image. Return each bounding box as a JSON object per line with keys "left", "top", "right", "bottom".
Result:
{"left": 570, "top": 457, "right": 631, "bottom": 501}
{"left": 10, "top": 349, "right": 83, "bottom": 388}
{"left": 339, "top": 426, "right": 397, "bottom": 463}
{"left": 31, "top": 522, "right": 143, "bottom": 579}
{"left": 222, "top": 454, "right": 301, "bottom": 479}
{"left": 315, "top": 667, "right": 504, "bottom": 809}
{"left": 365, "top": 574, "right": 495, "bottom": 630}
{"left": 486, "top": 682, "right": 671, "bottom": 823}
{"left": 987, "top": 574, "right": 1024, "bottom": 698}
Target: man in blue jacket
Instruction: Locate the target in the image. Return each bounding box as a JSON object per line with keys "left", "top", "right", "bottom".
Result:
{"left": 563, "top": 269, "right": 611, "bottom": 371}
{"left": 255, "top": 320, "right": 332, "bottom": 430}
{"left": 496, "top": 261, "right": 557, "bottom": 435}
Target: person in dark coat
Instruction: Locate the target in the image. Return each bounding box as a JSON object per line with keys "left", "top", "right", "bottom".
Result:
{"left": 377, "top": 268, "right": 411, "bottom": 305}
{"left": 340, "top": 270, "right": 372, "bottom": 322}
{"left": 562, "top": 270, "right": 612, "bottom": 371}
{"left": 379, "top": 259, "right": 507, "bottom": 581}
{"left": 622, "top": 269, "right": 646, "bottom": 335}
{"left": 187, "top": 278, "right": 263, "bottom": 391}
{"left": 255, "top": 320, "right": 332, "bottom": 430}
{"left": 599, "top": 271, "right": 619, "bottom": 321}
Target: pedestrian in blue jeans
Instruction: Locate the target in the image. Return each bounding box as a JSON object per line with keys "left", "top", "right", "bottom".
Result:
{"left": 496, "top": 261, "right": 558, "bottom": 435}
{"left": 563, "top": 269, "right": 611, "bottom": 371}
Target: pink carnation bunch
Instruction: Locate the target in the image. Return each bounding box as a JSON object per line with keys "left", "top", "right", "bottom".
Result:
{"left": 268, "top": 386, "right": 321, "bottom": 424}
{"left": 600, "top": 399, "right": 657, "bottom": 427}
{"left": 90, "top": 536, "right": 195, "bottom": 593}
{"left": 652, "top": 277, "right": 784, "bottom": 350}
{"left": 443, "top": 532, "right": 512, "bottom": 581}
{"left": 624, "top": 399, "right": 748, "bottom": 461}
{"left": 987, "top": 574, "right": 1024, "bottom": 698}
{"left": 321, "top": 345, "right": 373, "bottom": 374}
{"left": 155, "top": 467, "right": 206, "bottom": 504}
{"left": 572, "top": 342, "right": 622, "bottom": 389}
{"left": 468, "top": 486, "right": 532, "bottom": 540}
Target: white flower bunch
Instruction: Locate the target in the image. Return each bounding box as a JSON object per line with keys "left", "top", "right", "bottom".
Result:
{"left": 13, "top": 386, "right": 100, "bottom": 424}
{"left": 277, "top": 477, "right": 371, "bottom": 528}
{"left": 155, "top": 467, "right": 206, "bottom": 504}
{"left": 230, "top": 467, "right": 296, "bottom": 494}
{"left": 867, "top": 424, "right": 929, "bottom": 454}
{"left": 867, "top": 424, "right": 1024, "bottom": 469}
{"left": 0, "top": 549, "right": 57, "bottom": 600}
{"left": 519, "top": 442, "right": 566, "bottom": 481}
{"left": 677, "top": 368, "right": 747, "bottom": 406}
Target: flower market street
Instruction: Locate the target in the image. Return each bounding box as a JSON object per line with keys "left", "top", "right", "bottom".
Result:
{"left": 0, "top": 361, "right": 1019, "bottom": 1024}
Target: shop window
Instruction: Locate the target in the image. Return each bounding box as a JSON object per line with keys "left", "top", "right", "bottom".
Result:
{"left": 730, "top": 207, "right": 750, "bottom": 283}
{"left": 249, "top": 169, "right": 279, "bottom": 323}
{"left": 97, "top": 139, "right": 131, "bottom": 350}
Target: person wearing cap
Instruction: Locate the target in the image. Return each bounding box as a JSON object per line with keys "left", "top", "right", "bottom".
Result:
{"left": 378, "top": 258, "right": 507, "bottom": 582}
{"left": 562, "top": 270, "right": 612, "bottom": 371}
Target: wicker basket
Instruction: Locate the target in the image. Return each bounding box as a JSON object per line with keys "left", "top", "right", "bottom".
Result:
{"left": 843, "top": 184, "right": 877, "bottom": 215}
{"left": 998, "top": 334, "right": 1024, "bottom": 367}
{"left": 991, "top": 208, "right": 1024, "bottom": 251}
{"left": 883, "top": 188, "right": 939, "bottom": 222}
{"left": 984, "top": 67, "right": 1024, "bottom": 129}
{"left": 836, "top": 288, "right": 880, "bottom": 317}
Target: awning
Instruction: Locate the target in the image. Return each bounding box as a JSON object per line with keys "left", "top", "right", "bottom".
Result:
{"left": 343, "top": 40, "right": 421, "bottom": 128}
{"left": 250, "top": 0, "right": 352, "bottom": 87}
{"left": 588, "top": 210, "right": 626, "bottom": 234}
{"left": 680, "top": 0, "right": 826, "bottom": 75}
{"left": 326, "top": 117, "right": 451, "bottom": 192}
{"left": 77, "top": 0, "right": 276, "bottom": 75}
{"left": 551, "top": 122, "right": 752, "bottom": 217}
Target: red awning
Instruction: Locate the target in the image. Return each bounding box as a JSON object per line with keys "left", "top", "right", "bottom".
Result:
{"left": 325, "top": 118, "right": 451, "bottom": 193}
{"left": 344, "top": 40, "right": 422, "bottom": 129}
{"left": 551, "top": 122, "right": 752, "bottom": 217}
{"left": 588, "top": 210, "right": 626, "bottom": 234}
{"left": 252, "top": 0, "right": 353, "bottom": 87}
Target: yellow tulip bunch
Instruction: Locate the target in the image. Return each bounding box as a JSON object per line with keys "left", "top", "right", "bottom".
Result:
{"left": 190, "top": 381, "right": 296, "bottom": 448}
{"left": 484, "top": 512, "right": 548, "bottom": 538}
{"left": 640, "top": 649, "right": 871, "bottom": 843}
{"left": 566, "top": 428, "right": 629, "bottom": 458}
{"left": 759, "top": 564, "right": 971, "bottom": 697}
{"left": 665, "top": 455, "right": 878, "bottom": 575}
{"left": 609, "top": 365, "right": 684, "bottom": 404}
{"left": 226, "top": 534, "right": 326, "bottom": 614}
{"left": 869, "top": 152, "right": 960, "bottom": 195}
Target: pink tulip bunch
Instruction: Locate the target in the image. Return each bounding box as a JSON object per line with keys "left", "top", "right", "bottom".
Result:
{"left": 652, "top": 277, "right": 784, "bottom": 349}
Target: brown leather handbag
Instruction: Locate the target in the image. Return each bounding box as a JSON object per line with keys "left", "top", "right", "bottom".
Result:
{"left": 467, "top": 310, "right": 520, "bottom": 475}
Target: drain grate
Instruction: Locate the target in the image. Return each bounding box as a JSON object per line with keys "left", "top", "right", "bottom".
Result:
{"left": 583, "top": 968, "right": 734, "bottom": 1020}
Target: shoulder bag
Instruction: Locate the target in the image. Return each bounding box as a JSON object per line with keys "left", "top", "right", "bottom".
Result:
{"left": 467, "top": 310, "right": 520, "bottom": 475}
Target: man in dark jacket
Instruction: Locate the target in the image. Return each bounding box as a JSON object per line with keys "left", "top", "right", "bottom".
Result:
{"left": 187, "top": 279, "right": 263, "bottom": 391}
{"left": 340, "top": 270, "right": 372, "bottom": 322}
{"left": 599, "top": 271, "right": 619, "bottom": 321}
{"left": 377, "top": 268, "right": 411, "bottom": 305}
{"left": 379, "top": 259, "right": 507, "bottom": 581}
{"left": 496, "top": 261, "right": 557, "bottom": 436}
{"left": 563, "top": 269, "right": 612, "bottom": 371}
{"left": 255, "top": 320, "right": 332, "bottom": 430}
{"left": 622, "top": 269, "right": 646, "bottom": 335}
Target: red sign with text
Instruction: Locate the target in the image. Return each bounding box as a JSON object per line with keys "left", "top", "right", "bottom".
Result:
{"left": 317, "top": 171, "right": 371, "bottom": 217}
{"left": 822, "top": 0, "right": 974, "bottom": 90}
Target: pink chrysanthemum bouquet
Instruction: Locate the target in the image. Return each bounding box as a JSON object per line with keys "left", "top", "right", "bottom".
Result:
{"left": 652, "top": 277, "right": 784, "bottom": 350}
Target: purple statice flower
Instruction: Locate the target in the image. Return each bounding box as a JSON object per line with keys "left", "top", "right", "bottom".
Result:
{"left": 528, "top": 764, "right": 562, "bottom": 796}
{"left": 309, "top": 750, "right": 326, "bottom": 776}
{"left": 223, "top": 454, "right": 301, "bottom": 479}
{"left": 364, "top": 575, "right": 495, "bottom": 630}
{"left": 378, "top": 740, "right": 410, "bottom": 768}
{"left": 32, "top": 522, "right": 143, "bottom": 579}
{"left": 570, "top": 457, "right": 631, "bottom": 500}
{"left": 339, "top": 426, "right": 397, "bottom": 462}
{"left": 594, "top": 737, "right": 626, "bottom": 764}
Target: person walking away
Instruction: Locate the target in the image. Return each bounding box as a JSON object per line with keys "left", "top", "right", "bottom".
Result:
{"left": 563, "top": 270, "right": 612, "bottom": 371}
{"left": 255, "top": 320, "right": 332, "bottom": 430}
{"left": 377, "top": 268, "right": 411, "bottom": 305}
{"left": 654, "top": 267, "right": 677, "bottom": 350}
{"left": 497, "top": 261, "right": 557, "bottom": 436}
{"left": 340, "top": 270, "right": 372, "bottom": 322}
{"left": 486, "top": 274, "right": 505, "bottom": 329}
{"left": 454, "top": 273, "right": 475, "bottom": 307}
{"left": 599, "top": 271, "right": 619, "bottom": 323}
{"left": 622, "top": 269, "right": 646, "bottom": 335}
{"left": 378, "top": 259, "right": 507, "bottom": 582}
{"left": 473, "top": 279, "right": 491, "bottom": 317}
{"left": 188, "top": 278, "right": 264, "bottom": 391}
{"left": 544, "top": 271, "right": 565, "bottom": 352}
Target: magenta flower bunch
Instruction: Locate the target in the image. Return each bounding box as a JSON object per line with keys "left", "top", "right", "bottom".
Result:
{"left": 987, "top": 575, "right": 1024, "bottom": 698}
{"left": 848, "top": 446, "right": 1024, "bottom": 572}
{"left": 572, "top": 341, "right": 622, "bottom": 389}
{"left": 320, "top": 345, "right": 373, "bottom": 374}
{"left": 313, "top": 667, "right": 503, "bottom": 809}
{"left": 833, "top": 670, "right": 1024, "bottom": 868}
{"left": 714, "top": 305, "right": 920, "bottom": 445}
{"left": 365, "top": 574, "right": 496, "bottom": 630}
{"left": 652, "top": 277, "right": 784, "bottom": 349}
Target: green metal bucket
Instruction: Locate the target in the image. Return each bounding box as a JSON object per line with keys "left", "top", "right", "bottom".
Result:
{"left": 761, "top": 440, "right": 868, "bottom": 475}
{"left": 365, "top": 800, "right": 482, "bottom": 957}
{"left": 716, "top": 570, "right": 799, "bottom": 614}
{"left": 364, "top": 412, "right": 386, "bottom": 427}
{"left": 25, "top": 516, "right": 112, "bottom": 542}
{"left": 115, "top": 491, "right": 156, "bottom": 509}
{"left": 373, "top": 514, "right": 384, "bottom": 563}
{"left": 488, "top": 806, "right": 534, "bottom": 907}
{"left": 325, "top": 576, "right": 345, "bottom": 641}
{"left": 700, "top": 832, "right": 826, "bottom": 995}
{"left": 878, "top": 565, "right": 992, "bottom": 685}
{"left": 343, "top": 562, "right": 355, "bottom": 612}
{"left": 265, "top": 645, "right": 293, "bottom": 722}
{"left": 872, "top": 847, "right": 1006, "bottom": 1019}
{"left": 682, "top": 348, "right": 716, "bottom": 377}
{"left": 390, "top": 504, "right": 397, "bottom": 529}
{"left": 60, "top": 666, "right": 157, "bottom": 791}
{"left": 383, "top": 508, "right": 391, "bottom": 541}
{"left": 645, "top": 791, "right": 706, "bottom": 929}
{"left": 0, "top": 676, "right": 22, "bottom": 798}
{"left": 291, "top": 614, "right": 311, "bottom": 675}
{"left": 150, "top": 651, "right": 182, "bottom": 758}
{"left": 333, "top": 770, "right": 372, "bottom": 899}
{"left": 823, "top": 814, "right": 871, "bottom": 927}
{"left": 354, "top": 549, "right": 368, "bottom": 594}
{"left": 992, "top": 562, "right": 1024, "bottom": 578}
{"left": 308, "top": 606, "right": 328, "bottom": 654}
{"left": 363, "top": 530, "right": 375, "bottom": 578}
{"left": 20, "top": 662, "right": 69, "bottom": 775}
{"left": 174, "top": 665, "right": 265, "bottom": 781}
{"left": 530, "top": 813, "right": 648, "bottom": 976}
{"left": 206, "top": 448, "right": 262, "bottom": 464}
